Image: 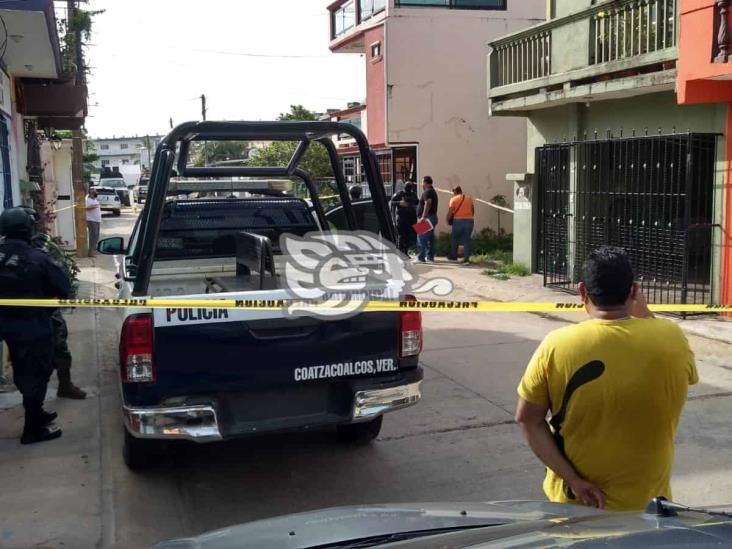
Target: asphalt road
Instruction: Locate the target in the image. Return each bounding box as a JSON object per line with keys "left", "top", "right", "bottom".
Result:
{"left": 95, "top": 211, "right": 550, "bottom": 548}
{"left": 2, "top": 209, "right": 732, "bottom": 549}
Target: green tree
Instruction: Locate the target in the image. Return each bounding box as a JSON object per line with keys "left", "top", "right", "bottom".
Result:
{"left": 248, "top": 105, "right": 332, "bottom": 179}
{"left": 278, "top": 104, "right": 319, "bottom": 121}
{"left": 81, "top": 131, "right": 98, "bottom": 182}
{"left": 191, "top": 141, "right": 250, "bottom": 167}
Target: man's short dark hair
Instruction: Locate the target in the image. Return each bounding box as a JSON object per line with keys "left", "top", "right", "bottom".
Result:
{"left": 423, "top": 176, "right": 433, "bottom": 186}
{"left": 349, "top": 185, "right": 362, "bottom": 200}
{"left": 582, "top": 246, "right": 635, "bottom": 307}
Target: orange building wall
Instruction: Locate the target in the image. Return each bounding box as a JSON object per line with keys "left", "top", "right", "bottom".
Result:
{"left": 678, "top": 1, "right": 732, "bottom": 306}
{"left": 678, "top": 0, "right": 732, "bottom": 104}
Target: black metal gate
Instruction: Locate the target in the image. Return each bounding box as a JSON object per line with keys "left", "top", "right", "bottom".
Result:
{"left": 536, "top": 132, "right": 719, "bottom": 306}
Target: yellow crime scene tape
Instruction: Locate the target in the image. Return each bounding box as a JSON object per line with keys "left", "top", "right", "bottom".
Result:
{"left": 51, "top": 204, "right": 80, "bottom": 214}
{"left": 0, "top": 298, "right": 729, "bottom": 313}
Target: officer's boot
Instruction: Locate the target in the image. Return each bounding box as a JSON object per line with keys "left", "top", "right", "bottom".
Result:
{"left": 57, "top": 369, "right": 87, "bottom": 399}
{"left": 39, "top": 409, "right": 58, "bottom": 425}
{"left": 21, "top": 400, "right": 62, "bottom": 445}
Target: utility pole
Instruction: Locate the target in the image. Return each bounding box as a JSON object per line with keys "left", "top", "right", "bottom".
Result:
{"left": 201, "top": 94, "right": 208, "bottom": 166}
{"left": 68, "top": 0, "right": 88, "bottom": 257}
{"left": 144, "top": 135, "right": 152, "bottom": 171}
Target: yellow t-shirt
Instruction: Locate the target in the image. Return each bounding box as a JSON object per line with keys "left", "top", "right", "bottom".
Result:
{"left": 518, "top": 318, "right": 698, "bottom": 511}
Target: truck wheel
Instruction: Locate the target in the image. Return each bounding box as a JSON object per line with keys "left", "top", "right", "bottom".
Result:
{"left": 336, "top": 416, "right": 383, "bottom": 445}
{"left": 123, "top": 430, "right": 164, "bottom": 470}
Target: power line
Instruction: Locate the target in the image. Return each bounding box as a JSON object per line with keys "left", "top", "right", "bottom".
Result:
{"left": 160, "top": 44, "right": 332, "bottom": 59}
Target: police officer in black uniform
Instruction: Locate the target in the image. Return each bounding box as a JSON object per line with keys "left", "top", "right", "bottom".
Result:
{"left": 0, "top": 207, "right": 72, "bottom": 444}
{"left": 21, "top": 208, "right": 86, "bottom": 399}
{"left": 390, "top": 181, "right": 419, "bottom": 255}
{"left": 348, "top": 184, "right": 366, "bottom": 230}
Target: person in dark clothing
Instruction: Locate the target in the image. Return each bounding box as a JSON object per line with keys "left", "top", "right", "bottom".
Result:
{"left": 0, "top": 207, "right": 72, "bottom": 444}
{"left": 22, "top": 210, "right": 86, "bottom": 400}
{"left": 348, "top": 184, "right": 366, "bottom": 229}
{"left": 50, "top": 309, "right": 86, "bottom": 399}
{"left": 390, "top": 181, "right": 419, "bottom": 255}
{"left": 349, "top": 185, "right": 363, "bottom": 201}
{"left": 416, "top": 175, "right": 439, "bottom": 263}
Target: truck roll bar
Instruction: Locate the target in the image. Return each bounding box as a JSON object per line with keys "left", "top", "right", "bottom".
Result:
{"left": 131, "top": 121, "right": 396, "bottom": 296}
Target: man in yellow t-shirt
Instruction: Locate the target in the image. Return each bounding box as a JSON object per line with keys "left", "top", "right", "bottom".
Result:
{"left": 516, "top": 247, "right": 698, "bottom": 511}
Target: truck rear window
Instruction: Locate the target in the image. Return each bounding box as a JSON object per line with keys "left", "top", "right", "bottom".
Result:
{"left": 154, "top": 198, "right": 318, "bottom": 260}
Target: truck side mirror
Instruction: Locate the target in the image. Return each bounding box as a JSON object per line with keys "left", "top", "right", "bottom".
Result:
{"left": 97, "top": 237, "right": 125, "bottom": 255}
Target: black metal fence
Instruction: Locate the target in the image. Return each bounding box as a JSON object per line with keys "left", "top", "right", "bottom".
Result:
{"left": 536, "top": 132, "right": 719, "bottom": 307}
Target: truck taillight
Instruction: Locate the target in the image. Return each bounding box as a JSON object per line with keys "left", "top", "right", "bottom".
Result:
{"left": 120, "top": 314, "right": 155, "bottom": 383}
{"left": 400, "top": 295, "right": 422, "bottom": 358}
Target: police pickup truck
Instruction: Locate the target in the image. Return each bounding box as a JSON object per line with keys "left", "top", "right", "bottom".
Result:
{"left": 96, "top": 121, "right": 423, "bottom": 468}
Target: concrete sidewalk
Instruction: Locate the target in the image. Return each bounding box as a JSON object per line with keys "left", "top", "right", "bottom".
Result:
{"left": 414, "top": 258, "right": 732, "bottom": 345}
{"left": 0, "top": 257, "right": 104, "bottom": 548}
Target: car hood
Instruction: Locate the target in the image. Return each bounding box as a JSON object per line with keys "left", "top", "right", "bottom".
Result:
{"left": 148, "top": 500, "right": 732, "bottom": 549}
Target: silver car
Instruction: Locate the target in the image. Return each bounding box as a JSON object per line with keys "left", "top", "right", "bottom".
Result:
{"left": 95, "top": 188, "right": 121, "bottom": 216}
{"left": 151, "top": 498, "right": 732, "bottom": 548}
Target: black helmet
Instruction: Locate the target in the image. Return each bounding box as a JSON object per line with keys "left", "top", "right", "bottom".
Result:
{"left": 0, "top": 207, "right": 35, "bottom": 240}
{"left": 20, "top": 207, "right": 40, "bottom": 224}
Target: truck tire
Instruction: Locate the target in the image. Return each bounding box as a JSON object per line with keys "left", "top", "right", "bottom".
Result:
{"left": 123, "top": 430, "right": 164, "bottom": 470}
{"left": 336, "top": 416, "right": 383, "bottom": 445}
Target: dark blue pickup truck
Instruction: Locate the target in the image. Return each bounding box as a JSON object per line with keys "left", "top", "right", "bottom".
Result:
{"left": 97, "top": 121, "right": 424, "bottom": 468}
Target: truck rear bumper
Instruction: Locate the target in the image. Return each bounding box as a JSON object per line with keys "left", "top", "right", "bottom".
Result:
{"left": 352, "top": 381, "right": 421, "bottom": 421}
{"left": 123, "top": 405, "right": 223, "bottom": 442}
{"left": 123, "top": 374, "right": 422, "bottom": 442}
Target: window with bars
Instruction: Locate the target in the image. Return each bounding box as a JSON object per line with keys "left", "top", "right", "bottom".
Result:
{"left": 376, "top": 151, "right": 393, "bottom": 186}
{"left": 342, "top": 156, "right": 363, "bottom": 185}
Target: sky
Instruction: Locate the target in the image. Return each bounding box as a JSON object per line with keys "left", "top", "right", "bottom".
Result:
{"left": 83, "top": 0, "right": 366, "bottom": 138}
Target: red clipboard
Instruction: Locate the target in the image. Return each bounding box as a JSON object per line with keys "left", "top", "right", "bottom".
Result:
{"left": 412, "top": 218, "right": 434, "bottom": 236}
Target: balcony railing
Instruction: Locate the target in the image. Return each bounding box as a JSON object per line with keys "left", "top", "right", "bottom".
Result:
{"left": 494, "top": 31, "right": 551, "bottom": 87}
{"left": 714, "top": 0, "right": 731, "bottom": 63}
{"left": 590, "top": 0, "right": 677, "bottom": 64}
{"left": 491, "top": 0, "right": 678, "bottom": 90}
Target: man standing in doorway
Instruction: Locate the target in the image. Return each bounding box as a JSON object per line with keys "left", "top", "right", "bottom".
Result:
{"left": 390, "top": 181, "right": 419, "bottom": 256}
{"left": 415, "top": 176, "right": 438, "bottom": 263}
{"left": 515, "top": 247, "right": 698, "bottom": 511}
{"left": 85, "top": 188, "right": 101, "bottom": 256}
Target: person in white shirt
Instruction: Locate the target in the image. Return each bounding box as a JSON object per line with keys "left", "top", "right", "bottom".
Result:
{"left": 85, "top": 189, "right": 102, "bottom": 256}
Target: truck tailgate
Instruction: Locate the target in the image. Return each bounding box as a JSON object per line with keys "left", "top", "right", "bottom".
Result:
{"left": 125, "top": 291, "right": 416, "bottom": 409}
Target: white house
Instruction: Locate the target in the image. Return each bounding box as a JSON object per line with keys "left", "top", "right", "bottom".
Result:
{"left": 89, "top": 135, "right": 164, "bottom": 171}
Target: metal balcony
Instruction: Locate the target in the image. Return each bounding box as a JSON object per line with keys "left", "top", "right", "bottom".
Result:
{"left": 489, "top": 0, "right": 678, "bottom": 113}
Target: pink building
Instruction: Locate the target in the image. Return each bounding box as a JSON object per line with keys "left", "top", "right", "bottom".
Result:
{"left": 327, "top": 0, "right": 545, "bottom": 231}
